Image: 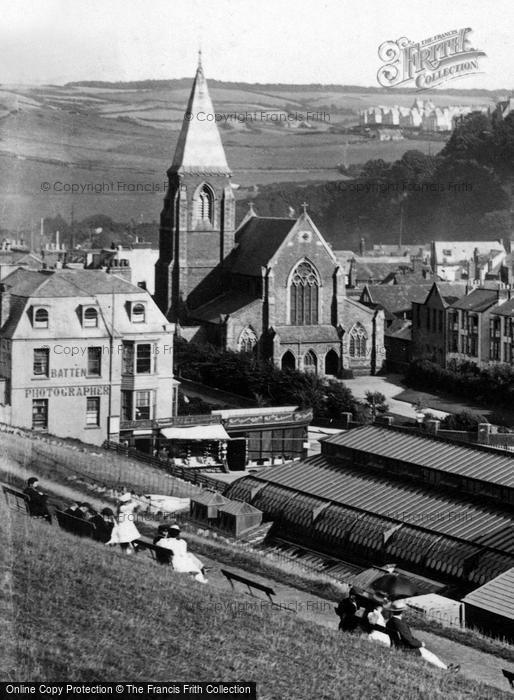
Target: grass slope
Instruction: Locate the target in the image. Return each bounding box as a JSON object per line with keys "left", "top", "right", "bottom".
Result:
{"left": 0, "top": 504, "right": 508, "bottom": 699}
{"left": 0, "top": 81, "right": 482, "bottom": 228}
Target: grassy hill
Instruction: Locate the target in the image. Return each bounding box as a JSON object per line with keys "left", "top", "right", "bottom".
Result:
{"left": 0, "top": 501, "right": 509, "bottom": 698}
{"left": 0, "top": 81, "right": 498, "bottom": 231}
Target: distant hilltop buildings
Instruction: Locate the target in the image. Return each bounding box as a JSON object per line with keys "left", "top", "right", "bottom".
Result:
{"left": 359, "top": 98, "right": 489, "bottom": 133}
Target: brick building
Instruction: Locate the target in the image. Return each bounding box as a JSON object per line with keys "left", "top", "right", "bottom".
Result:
{"left": 0, "top": 269, "right": 178, "bottom": 447}
{"left": 155, "top": 58, "right": 384, "bottom": 376}
{"left": 411, "top": 282, "right": 466, "bottom": 365}
{"left": 446, "top": 288, "right": 504, "bottom": 367}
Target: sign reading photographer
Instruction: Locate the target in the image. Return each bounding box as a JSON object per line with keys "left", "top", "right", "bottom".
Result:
{"left": 377, "top": 28, "right": 486, "bottom": 90}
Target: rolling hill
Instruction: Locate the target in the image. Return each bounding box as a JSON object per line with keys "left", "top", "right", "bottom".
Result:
{"left": 0, "top": 80, "right": 500, "bottom": 232}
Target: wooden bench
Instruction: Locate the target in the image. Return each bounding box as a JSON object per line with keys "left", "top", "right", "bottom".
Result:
{"left": 220, "top": 569, "right": 277, "bottom": 605}
{"left": 134, "top": 536, "right": 173, "bottom": 565}
{"left": 55, "top": 510, "right": 96, "bottom": 539}
{"left": 2, "top": 485, "right": 30, "bottom": 514}
{"left": 502, "top": 669, "right": 514, "bottom": 688}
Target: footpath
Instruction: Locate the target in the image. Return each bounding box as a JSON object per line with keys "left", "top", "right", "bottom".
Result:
{"left": 2, "top": 459, "right": 514, "bottom": 694}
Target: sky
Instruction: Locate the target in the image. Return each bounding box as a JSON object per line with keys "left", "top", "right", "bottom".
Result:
{"left": 1, "top": 0, "right": 513, "bottom": 89}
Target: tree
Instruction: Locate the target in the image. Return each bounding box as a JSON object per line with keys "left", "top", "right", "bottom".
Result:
{"left": 364, "top": 391, "right": 389, "bottom": 420}
{"left": 441, "top": 410, "right": 488, "bottom": 432}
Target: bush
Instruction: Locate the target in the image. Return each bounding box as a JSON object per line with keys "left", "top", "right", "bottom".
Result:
{"left": 174, "top": 338, "right": 359, "bottom": 422}
{"left": 441, "top": 410, "right": 488, "bottom": 431}
{"left": 405, "top": 358, "right": 514, "bottom": 410}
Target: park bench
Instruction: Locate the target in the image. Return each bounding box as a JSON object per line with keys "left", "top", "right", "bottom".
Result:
{"left": 134, "top": 536, "right": 173, "bottom": 565}
{"left": 2, "top": 484, "right": 30, "bottom": 514}
{"left": 220, "top": 568, "right": 277, "bottom": 605}
{"left": 502, "top": 669, "right": 514, "bottom": 688}
{"left": 55, "top": 509, "right": 96, "bottom": 539}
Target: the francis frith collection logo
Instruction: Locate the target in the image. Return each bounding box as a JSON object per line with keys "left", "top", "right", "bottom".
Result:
{"left": 377, "top": 28, "right": 486, "bottom": 90}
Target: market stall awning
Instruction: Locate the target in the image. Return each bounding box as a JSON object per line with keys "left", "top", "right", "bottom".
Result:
{"left": 160, "top": 424, "right": 230, "bottom": 441}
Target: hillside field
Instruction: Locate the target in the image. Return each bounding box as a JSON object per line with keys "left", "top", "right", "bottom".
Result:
{"left": 1, "top": 500, "right": 509, "bottom": 699}
{"left": 0, "top": 81, "right": 496, "bottom": 229}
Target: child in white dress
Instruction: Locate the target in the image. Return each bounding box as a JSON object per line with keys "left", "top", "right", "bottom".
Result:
{"left": 107, "top": 493, "right": 141, "bottom": 554}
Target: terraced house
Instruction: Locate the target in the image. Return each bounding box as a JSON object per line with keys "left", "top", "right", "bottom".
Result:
{"left": 155, "top": 57, "right": 384, "bottom": 376}
{"left": 0, "top": 269, "right": 178, "bottom": 447}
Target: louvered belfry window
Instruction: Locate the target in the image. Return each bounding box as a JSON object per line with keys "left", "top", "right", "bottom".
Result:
{"left": 196, "top": 184, "right": 214, "bottom": 224}
{"left": 289, "top": 261, "right": 320, "bottom": 325}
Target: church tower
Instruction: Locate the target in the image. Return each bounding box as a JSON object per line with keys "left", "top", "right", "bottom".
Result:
{"left": 155, "top": 54, "right": 235, "bottom": 320}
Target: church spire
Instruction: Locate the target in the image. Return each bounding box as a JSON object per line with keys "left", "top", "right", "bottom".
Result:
{"left": 170, "top": 57, "right": 231, "bottom": 176}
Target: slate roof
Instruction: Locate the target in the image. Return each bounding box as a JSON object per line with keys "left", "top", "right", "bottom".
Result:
{"left": 462, "top": 567, "right": 514, "bottom": 619}
{"left": 273, "top": 325, "right": 340, "bottom": 343}
{"left": 219, "top": 500, "right": 261, "bottom": 515}
{"left": 227, "top": 455, "right": 514, "bottom": 549}
{"left": 354, "top": 260, "right": 407, "bottom": 282}
{"left": 384, "top": 319, "right": 412, "bottom": 340}
{"left": 230, "top": 217, "right": 294, "bottom": 276}
{"left": 170, "top": 61, "right": 231, "bottom": 175}
{"left": 0, "top": 251, "right": 41, "bottom": 265}
{"left": 2, "top": 269, "right": 143, "bottom": 298}
{"left": 361, "top": 284, "right": 433, "bottom": 313}
{"left": 325, "top": 425, "right": 514, "bottom": 488}
{"left": 489, "top": 298, "right": 514, "bottom": 317}
{"left": 190, "top": 292, "right": 260, "bottom": 323}
{"left": 192, "top": 491, "right": 230, "bottom": 506}
{"left": 449, "top": 288, "right": 498, "bottom": 312}
{"left": 432, "top": 282, "right": 467, "bottom": 305}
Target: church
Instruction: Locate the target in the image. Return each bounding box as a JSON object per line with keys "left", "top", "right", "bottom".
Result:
{"left": 155, "top": 58, "right": 385, "bottom": 376}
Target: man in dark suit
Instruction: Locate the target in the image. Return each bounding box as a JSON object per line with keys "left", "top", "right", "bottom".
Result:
{"left": 385, "top": 600, "right": 460, "bottom": 672}
{"left": 385, "top": 599, "right": 423, "bottom": 650}
{"left": 23, "top": 477, "right": 52, "bottom": 523}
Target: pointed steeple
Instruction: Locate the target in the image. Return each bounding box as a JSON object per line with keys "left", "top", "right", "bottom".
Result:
{"left": 170, "top": 58, "right": 231, "bottom": 176}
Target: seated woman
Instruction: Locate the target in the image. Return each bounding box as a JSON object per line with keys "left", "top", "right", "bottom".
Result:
{"left": 153, "top": 523, "right": 174, "bottom": 565}
{"left": 155, "top": 524, "right": 208, "bottom": 583}
{"left": 89, "top": 507, "right": 115, "bottom": 543}
{"left": 335, "top": 588, "right": 361, "bottom": 632}
{"left": 23, "top": 477, "right": 52, "bottom": 523}
{"left": 367, "top": 596, "right": 391, "bottom": 647}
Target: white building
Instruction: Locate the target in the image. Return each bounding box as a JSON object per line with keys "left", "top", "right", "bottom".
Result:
{"left": 0, "top": 268, "right": 178, "bottom": 448}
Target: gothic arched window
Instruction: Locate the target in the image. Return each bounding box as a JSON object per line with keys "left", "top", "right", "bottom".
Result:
{"left": 289, "top": 260, "right": 320, "bottom": 325}
{"left": 349, "top": 323, "right": 368, "bottom": 358}
{"left": 303, "top": 350, "right": 317, "bottom": 374}
{"left": 195, "top": 184, "right": 214, "bottom": 224}
{"left": 238, "top": 327, "right": 258, "bottom": 354}
{"left": 281, "top": 351, "right": 296, "bottom": 370}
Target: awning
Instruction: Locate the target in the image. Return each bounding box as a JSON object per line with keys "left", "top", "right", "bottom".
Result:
{"left": 160, "top": 424, "right": 230, "bottom": 441}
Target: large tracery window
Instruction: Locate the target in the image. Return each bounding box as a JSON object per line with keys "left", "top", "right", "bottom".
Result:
{"left": 349, "top": 323, "right": 368, "bottom": 358}
{"left": 289, "top": 260, "right": 320, "bottom": 325}
{"left": 195, "top": 184, "right": 214, "bottom": 224}
{"left": 238, "top": 327, "right": 258, "bottom": 354}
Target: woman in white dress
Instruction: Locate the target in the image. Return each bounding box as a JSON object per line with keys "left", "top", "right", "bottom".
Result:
{"left": 107, "top": 493, "right": 141, "bottom": 554}
{"left": 367, "top": 599, "right": 391, "bottom": 647}
{"left": 156, "top": 524, "right": 208, "bottom": 583}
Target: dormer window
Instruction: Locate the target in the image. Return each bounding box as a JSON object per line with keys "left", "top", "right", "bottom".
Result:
{"left": 83, "top": 306, "right": 98, "bottom": 328}
{"left": 33, "top": 307, "right": 49, "bottom": 329}
{"left": 131, "top": 302, "right": 146, "bottom": 323}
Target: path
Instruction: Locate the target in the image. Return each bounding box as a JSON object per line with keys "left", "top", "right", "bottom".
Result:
{"left": 343, "top": 374, "right": 450, "bottom": 419}
{"left": 196, "top": 556, "right": 514, "bottom": 694}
